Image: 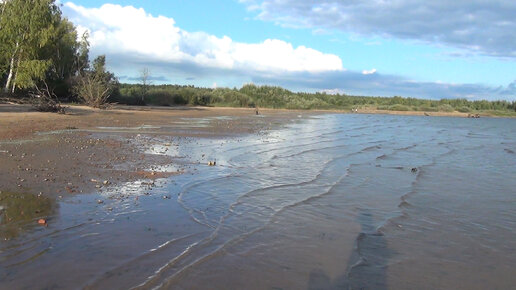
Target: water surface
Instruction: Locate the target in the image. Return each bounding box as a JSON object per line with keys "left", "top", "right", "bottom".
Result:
{"left": 1, "top": 114, "right": 515, "bottom": 289}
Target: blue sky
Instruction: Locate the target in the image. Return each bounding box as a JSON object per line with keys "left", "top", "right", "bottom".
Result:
{"left": 62, "top": 0, "right": 516, "bottom": 100}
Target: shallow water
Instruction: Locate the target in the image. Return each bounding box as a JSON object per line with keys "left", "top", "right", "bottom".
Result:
{"left": 1, "top": 114, "right": 515, "bottom": 289}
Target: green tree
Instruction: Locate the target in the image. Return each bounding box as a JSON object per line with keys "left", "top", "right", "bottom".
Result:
{"left": 0, "top": 0, "right": 60, "bottom": 92}
{"left": 73, "top": 55, "right": 119, "bottom": 108}
{"left": 139, "top": 67, "right": 151, "bottom": 104}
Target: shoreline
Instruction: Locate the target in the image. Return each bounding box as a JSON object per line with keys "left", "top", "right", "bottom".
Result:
{"left": 0, "top": 103, "right": 513, "bottom": 199}
{"left": 0, "top": 104, "right": 306, "bottom": 199}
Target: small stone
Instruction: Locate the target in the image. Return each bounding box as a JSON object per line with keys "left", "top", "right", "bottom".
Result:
{"left": 38, "top": 219, "right": 47, "bottom": 225}
{"left": 97, "top": 199, "right": 104, "bottom": 204}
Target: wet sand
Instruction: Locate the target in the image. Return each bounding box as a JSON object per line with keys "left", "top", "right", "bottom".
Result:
{"left": 0, "top": 104, "right": 306, "bottom": 199}
{"left": 1, "top": 105, "right": 515, "bottom": 289}
{"left": 0, "top": 104, "right": 484, "bottom": 198}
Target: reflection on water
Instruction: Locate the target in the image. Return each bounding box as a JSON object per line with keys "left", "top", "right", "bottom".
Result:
{"left": 1, "top": 114, "right": 516, "bottom": 289}
{"left": 0, "top": 191, "right": 54, "bottom": 240}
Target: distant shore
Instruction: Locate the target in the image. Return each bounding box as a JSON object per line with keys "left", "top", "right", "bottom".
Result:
{"left": 317, "top": 107, "right": 515, "bottom": 118}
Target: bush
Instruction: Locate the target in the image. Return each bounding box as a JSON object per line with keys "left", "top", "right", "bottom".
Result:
{"left": 457, "top": 106, "right": 471, "bottom": 113}
{"left": 73, "top": 56, "right": 118, "bottom": 108}
{"left": 73, "top": 73, "right": 113, "bottom": 108}
{"left": 388, "top": 104, "right": 411, "bottom": 111}
{"left": 437, "top": 104, "right": 455, "bottom": 112}
{"left": 417, "top": 106, "right": 439, "bottom": 112}
{"left": 148, "top": 90, "right": 188, "bottom": 106}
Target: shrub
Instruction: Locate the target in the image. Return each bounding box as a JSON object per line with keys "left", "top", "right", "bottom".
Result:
{"left": 457, "top": 106, "right": 471, "bottom": 113}
{"left": 73, "top": 73, "right": 113, "bottom": 108}
{"left": 388, "top": 104, "right": 410, "bottom": 111}
{"left": 417, "top": 106, "right": 439, "bottom": 112}
{"left": 437, "top": 104, "right": 455, "bottom": 112}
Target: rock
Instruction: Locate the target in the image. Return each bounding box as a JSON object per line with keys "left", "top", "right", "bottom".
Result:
{"left": 38, "top": 219, "right": 47, "bottom": 225}
{"left": 97, "top": 199, "right": 104, "bottom": 204}
{"left": 411, "top": 167, "right": 418, "bottom": 173}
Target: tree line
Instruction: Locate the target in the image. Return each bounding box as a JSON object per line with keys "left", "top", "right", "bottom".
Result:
{"left": 116, "top": 83, "right": 516, "bottom": 115}
{"left": 0, "top": 0, "right": 117, "bottom": 110}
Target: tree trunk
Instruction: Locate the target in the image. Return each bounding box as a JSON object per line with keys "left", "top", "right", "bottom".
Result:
{"left": 11, "top": 56, "right": 21, "bottom": 93}
{"left": 4, "top": 56, "right": 15, "bottom": 93}
{"left": 4, "top": 42, "right": 19, "bottom": 93}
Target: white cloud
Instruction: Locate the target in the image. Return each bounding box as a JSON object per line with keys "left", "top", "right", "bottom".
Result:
{"left": 242, "top": 0, "right": 516, "bottom": 58}
{"left": 63, "top": 2, "right": 343, "bottom": 73}
{"left": 362, "top": 68, "right": 377, "bottom": 75}
{"left": 60, "top": 2, "right": 516, "bottom": 101}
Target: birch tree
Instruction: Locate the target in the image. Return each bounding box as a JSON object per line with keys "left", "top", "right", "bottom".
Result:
{"left": 0, "top": 0, "right": 59, "bottom": 92}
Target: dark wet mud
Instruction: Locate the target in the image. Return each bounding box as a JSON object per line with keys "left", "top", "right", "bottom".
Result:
{"left": 1, "top": 114, "right": 515, "bottom": 289}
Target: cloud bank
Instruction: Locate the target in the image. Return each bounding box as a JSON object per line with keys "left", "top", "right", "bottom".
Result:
{"left": 63, "top": 2, "right": 343, "bottom": 73}
{"left": 241, "top": 0, "right": 516, "bottom": 58}
{"left": 62, "top": 2, "right": 516, "bottom": 100}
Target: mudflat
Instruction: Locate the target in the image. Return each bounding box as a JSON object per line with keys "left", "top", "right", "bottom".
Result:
{"left": 0, "top": 104, "right": 304, "bottom": 199}
{"left": 1, "top": 105, "right": 515, "bottom": 289}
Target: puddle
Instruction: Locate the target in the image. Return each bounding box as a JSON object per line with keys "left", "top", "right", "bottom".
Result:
{"left": 97, "top": 125, "right": 161, "bottom": 130}
{"left": 0, "top": 191, "right": 55, "bottom": 240}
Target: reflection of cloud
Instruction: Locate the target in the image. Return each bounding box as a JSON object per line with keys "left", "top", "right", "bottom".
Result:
{"left": 63, "top": 2, "right": 343, "bottom": 73}
{"left": 242, "top": 0, "right": 516, "bottom": 57}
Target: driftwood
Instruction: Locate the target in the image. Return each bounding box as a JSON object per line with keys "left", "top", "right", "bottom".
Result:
{"left": 30, "top": 81, "right": 66, "bottom": 114}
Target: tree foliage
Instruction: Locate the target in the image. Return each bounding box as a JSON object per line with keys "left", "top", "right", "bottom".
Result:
{"left": 0, "top": 0, "right": 89, "bottom": 99}
{"left": 73, "top": 55, "right": 119, "bottom": 108}
{"left": 115, "top": 83, "right": 516, "bottom": 114}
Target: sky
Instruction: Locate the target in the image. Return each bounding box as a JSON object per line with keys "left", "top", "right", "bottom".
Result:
{"left": 61, "top": 0, "right": 516, "bottom": 100}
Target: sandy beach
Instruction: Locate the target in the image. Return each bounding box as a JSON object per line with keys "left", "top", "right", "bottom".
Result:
{"left": 0, "top": 104, "right": 494, "bottom": 199}
{"left": 0, "top": 104, "right": 306, "bottom": 199}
